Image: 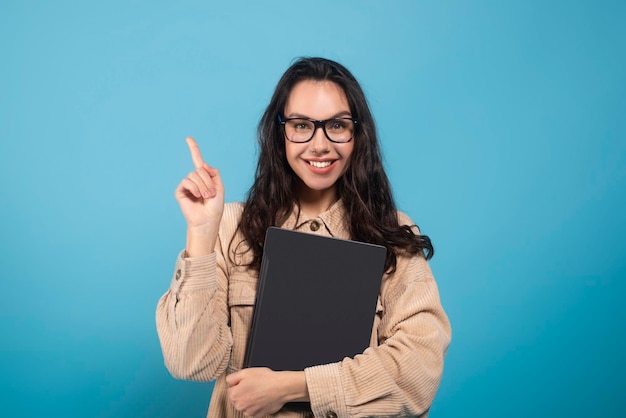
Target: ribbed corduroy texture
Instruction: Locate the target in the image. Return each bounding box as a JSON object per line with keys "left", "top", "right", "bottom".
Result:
{"left": 156, "top": 201, "right": 451, "bottom": 418}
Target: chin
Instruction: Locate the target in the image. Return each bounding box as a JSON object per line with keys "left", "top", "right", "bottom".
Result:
{"left": 296, "top": 178, "right": 337, "bottom": 195}
{"left": 305, "top": 179, "right": 338, "bottom": 191}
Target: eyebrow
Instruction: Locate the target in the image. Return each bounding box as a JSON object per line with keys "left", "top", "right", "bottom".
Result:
{"left": 285, "top": 111, "right": 353, "bottom": 119}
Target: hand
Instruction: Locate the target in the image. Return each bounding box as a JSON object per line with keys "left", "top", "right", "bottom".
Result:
{"left": 174, "top": 137, "right": 224, "bottom": 256}
{"left": 226, "top": 368, "right": 309, "bottom": 418}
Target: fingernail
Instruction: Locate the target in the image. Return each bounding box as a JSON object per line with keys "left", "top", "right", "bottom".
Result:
{"left": 202, "top": 190, "right": 210, "bottom": 199}
{"left": 209, "top": 188, "right": 216, "bottom": 197}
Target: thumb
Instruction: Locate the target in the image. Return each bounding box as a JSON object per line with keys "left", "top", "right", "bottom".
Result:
{"left": 226, "top": 371, "right": 242, "bottom": 387}
{"left": 204, "top": 163, "right": 224, "bottom": 194}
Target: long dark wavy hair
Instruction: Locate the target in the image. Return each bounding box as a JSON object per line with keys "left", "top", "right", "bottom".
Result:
{"left": 236, "top": 57, "right": 433, "bottom": 273}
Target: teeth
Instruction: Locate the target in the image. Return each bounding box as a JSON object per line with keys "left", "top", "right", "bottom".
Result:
{"left": 309, "top": 161, "right": 332, "bottom": 168}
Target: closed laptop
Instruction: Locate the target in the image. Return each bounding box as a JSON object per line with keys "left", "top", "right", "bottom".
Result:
{"left": 244, "top": 226, "right": 387, "bottom": 371}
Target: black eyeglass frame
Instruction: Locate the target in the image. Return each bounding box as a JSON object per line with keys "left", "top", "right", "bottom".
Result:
{"left": 277, "top": 115, "right": 358, "bottom": 143}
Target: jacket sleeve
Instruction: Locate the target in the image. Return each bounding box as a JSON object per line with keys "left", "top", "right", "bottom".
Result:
{"left": 305, "top": 236, "right": 451, "bottom": 417}
{"left": 155, "top": 232, "right": 233, "bottom": 381}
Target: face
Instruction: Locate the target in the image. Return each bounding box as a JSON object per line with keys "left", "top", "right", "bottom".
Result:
{"left": 283, "top": 80, "right": 354, "bottom": 202}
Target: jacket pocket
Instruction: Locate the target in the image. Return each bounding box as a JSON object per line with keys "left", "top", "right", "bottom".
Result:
{"left": 228, "top": 275, "right": 257, "bottom": 307}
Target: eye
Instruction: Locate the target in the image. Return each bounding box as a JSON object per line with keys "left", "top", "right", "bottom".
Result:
{"left": 288, "top": 119, "right": 313, "bottom": 131}
{"left": 328, "top": 119, "right": 350, "bottom": 132}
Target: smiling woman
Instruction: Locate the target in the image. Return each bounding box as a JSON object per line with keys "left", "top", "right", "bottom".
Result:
{"left": 156, "top": 57, "right": 450, "bottom": 418}
{"left": 3, "top": 1, "right": 624, "bottom": 417}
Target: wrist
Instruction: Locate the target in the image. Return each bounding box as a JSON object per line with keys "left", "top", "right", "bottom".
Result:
{"left": 280, "top": 371, "right": 310, "bottom": 403}
{"left": 185, "top": 226, "right": 218, "bottom": 257}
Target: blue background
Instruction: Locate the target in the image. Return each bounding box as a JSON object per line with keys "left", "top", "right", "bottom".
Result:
{"left": 1, "top": 0, "right": 624, "bottom": 416}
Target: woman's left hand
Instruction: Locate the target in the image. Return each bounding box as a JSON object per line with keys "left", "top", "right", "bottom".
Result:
{"left": 226, "top": 368, "right": 309, "bottom": 418}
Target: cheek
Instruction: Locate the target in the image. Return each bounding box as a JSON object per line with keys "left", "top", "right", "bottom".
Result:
{"left": 341, "top": 144, "right": 355, "bottom": 163}
{"left": 338, "top": 148, "right": 354, "bottom": 176}
{"left": 284, "top": 142, "right": 301, "bottom": 170}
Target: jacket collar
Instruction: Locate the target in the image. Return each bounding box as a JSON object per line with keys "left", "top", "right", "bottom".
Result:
{"left": 280, "top": 199, "right": 350, "bottom": 240}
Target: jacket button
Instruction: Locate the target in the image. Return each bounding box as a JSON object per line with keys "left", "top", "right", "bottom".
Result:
{"left": 310, "top": 221, "right": 320, "bottom": 231}
{"left": 326, "top": 412, "right": 337, "bottom": 418}
{"left": 175, "top": 269, "right": 182, "bottom": 281}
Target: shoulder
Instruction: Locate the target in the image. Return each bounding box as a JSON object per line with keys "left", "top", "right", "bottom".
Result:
{"left": 223, "top": 201, "right": 245, "bottom": 220}
{"left": 218, "top": 202, "right": 245, "bottom": 240}
{"left": 396, "top": 210, "right": 421, "bottom": 234}
{"left": 217, "top": 202, "right": 253, "bottom": 268}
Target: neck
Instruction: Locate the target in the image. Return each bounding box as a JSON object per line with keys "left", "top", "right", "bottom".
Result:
{"left": 296, "top": 184, "right": 337, "bottom": 218}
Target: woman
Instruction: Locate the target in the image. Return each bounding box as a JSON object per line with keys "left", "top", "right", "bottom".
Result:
{"left": 157, "top": 57, "right": 451, "bottom": 418}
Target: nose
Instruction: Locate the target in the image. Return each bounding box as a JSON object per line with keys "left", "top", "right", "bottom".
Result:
{"left": 309, "top": 125, "right": 330, "bottom": 153}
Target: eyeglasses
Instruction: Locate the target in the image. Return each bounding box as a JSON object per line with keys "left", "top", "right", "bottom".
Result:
{"left": 278, "top": 115, "right": 357, "bottom": 143}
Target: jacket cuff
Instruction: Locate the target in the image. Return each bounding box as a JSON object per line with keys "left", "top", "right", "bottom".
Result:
{"left": 305, "top": 362, "right": 348, "bottom": 418}
{"left": 169, "top": 250, "right": 217, "bottom": 293}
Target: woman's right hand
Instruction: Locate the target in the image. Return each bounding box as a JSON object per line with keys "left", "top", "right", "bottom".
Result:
{"left": 174, "top": 137, "right": 224, "bottom": 256}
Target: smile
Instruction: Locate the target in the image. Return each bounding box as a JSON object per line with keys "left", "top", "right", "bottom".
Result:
{"left": 308, "top": 160, "right": 333, "bottom": 168}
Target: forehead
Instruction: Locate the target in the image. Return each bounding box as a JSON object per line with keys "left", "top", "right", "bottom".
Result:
{"left": 284, "top": 80, "right": 350, "bottom": 117}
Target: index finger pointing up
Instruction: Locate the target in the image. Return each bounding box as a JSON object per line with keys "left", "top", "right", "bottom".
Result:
{"left": 186, "top": 136, "right": 205, "bottom": 169}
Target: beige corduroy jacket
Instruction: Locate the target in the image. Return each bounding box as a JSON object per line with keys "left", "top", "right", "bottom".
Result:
{"left": 156, "top": 201, "right": 451, "bottom": 418}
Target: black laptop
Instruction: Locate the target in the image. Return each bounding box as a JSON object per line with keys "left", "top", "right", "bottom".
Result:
{"left": 244, "top": 227, "right": 387, "bottom": 371}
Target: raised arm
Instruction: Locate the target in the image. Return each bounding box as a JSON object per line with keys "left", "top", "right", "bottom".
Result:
{"left": 156, "top": 137, "right": 232, "bottom": 381}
